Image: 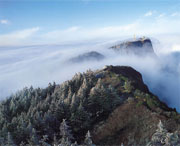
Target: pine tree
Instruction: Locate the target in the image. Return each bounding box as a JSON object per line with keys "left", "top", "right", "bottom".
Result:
{"left": 6, "top": 132, "right": 16, "bottom": 146}
{"left": 28, "top": 128, "right": 39, "bottom": 145}
{"left": 40, "top": 135, "right": 51, "bottom": 146}
{"left": 59, "top": 119, "right": 74, "bottom": 146}
{"left": 147, "top": 120, "right": 167, "bottom": 146}
{"left": 147, "top": 120, "right": 180, "bottom": 146}
{"left": 165, "top": 131, "right": 180, "bottom": 145}
{"left": 52, "top": 134, "right": 59, "bottom": 146}
{"left": 0, "top": 136, "right": 5, "bottom": 145}
{"left": 84, "top": 131, "right": 94, "bottom": 146}
{"left": 71, "top": 141, "right": 79, "bottom": 146}
{"left": 59, "top": 137, "right": 72, "bottom": 146}
{"left": 19, "top": 141, "right": 26, "bottom": 146}
{"left": 27, "top": 121, "right": 33, "bottom": 133}
{"left": 151, "top": 120, "right": 167, "bottom": 144}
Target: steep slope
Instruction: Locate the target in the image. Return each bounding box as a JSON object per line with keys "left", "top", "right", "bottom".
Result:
{"left": 110, "top": 37, "right": 156, "bottom": 56}
{"left": 0, "top": 66, "right": 179, "bottom": 145}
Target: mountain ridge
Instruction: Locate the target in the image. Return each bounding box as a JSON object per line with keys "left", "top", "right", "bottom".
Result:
{"left": 0, "top": 65, "right": 179, "bottom": 145}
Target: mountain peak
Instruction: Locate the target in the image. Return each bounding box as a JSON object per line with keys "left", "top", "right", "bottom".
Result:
{"left": 110, "top": 37, "right": 156, "bottom": 56}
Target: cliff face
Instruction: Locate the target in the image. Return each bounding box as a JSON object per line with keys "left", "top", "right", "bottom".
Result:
{"left": 0, "top": 66, "right": 179, "bottom": 145}
{"left": 110, "top": 38, "right": 156, "bottom": 56}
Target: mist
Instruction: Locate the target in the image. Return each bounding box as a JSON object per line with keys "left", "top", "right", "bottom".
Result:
{"left": 0, "top": 38, "right": 179, "bottom": 112}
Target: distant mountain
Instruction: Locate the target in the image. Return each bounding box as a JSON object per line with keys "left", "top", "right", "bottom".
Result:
{"left": 68, "top": 51, "right": 105, "bottom": 63}
{"left": 109, "top": 37, "right": 156, "bottom": 56}
{"left": 68, "top": 37, "right": 156, "bottom": 64}
{"left": 0, "top": 66, "right": 179, "bottom": 145}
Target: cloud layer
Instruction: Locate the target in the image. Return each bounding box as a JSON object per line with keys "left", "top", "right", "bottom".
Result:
{"left": 0, "top": 39, "right": 179, "bottom": 112}
{"left": 0, "top": 27, "right": 39, "bottom": 46}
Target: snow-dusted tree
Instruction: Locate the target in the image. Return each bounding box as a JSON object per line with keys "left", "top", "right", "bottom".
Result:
{"left": 152, "top": 120, "right": 167, "bottom": 143}
{"left": 27, "top": 121, "right": 33, "bottom": 133}
{"left": 19, "top": 141, "right": 26, "bottom": 146}
{"left": 71, "top": 93, "right": 79, "bottom": 108}
{"left": 6, "top": 132, "right": 16, "bottom": 146}
{"left": 59, "top": 119, "right": 74, "bottom": 146}
{"left": 52, "top": 134, "right": 59, "bottom": 146}
{"left": 147, "top": 120, "right": 167, "bottom": 146}
{"left": 28, "top": 128, "right": 39, "bottom": 145}
{"left": 39, "top": 135, "right": 51, "bottom": 146}
{"left": 71, "top": 141, "right": 78, "bottom": 146}
{"left": 0, "top": 136, "right": 5, "bottom": 145}
{"left": 59, "top": 137, "right": 72, "bottom": 146}
{"left": 164, "top": 131, "right": 180, "bottom": 146}
{"left": 147, "top": 120, "right": 180, "bottom": 146}
{"left": 84, "top": 131, "right": 94, "bottom": 146}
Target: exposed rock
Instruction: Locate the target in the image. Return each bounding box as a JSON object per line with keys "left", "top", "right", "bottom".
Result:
{"left": 109, "top": 37, "right": 156, "bottom": 56}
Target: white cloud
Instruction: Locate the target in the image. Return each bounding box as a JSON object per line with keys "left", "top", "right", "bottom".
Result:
{"left": 66, "top": 26, "right": 80, "bottom": 32}
{"left": 40, "top": 16, "right": 180, "bottom": 45}
{"left": 171, "top": 13, "right": 178, "bottom": 16}
{"left": 0, "top": 19, "right": 9, "bottom": 24}
{"left": 172, "top": 44, "right": 180, "bottom": 51}
{"left": 144, "top": 11, "right": 153, "bottom": 17}
{"left": 41, "top": 23, "right": 139, "bottom": 44}
{"left": 1, "top": 11, "right": 180, "bottom": 47}
{"left": 157, "top": 13, "right": 165, "bottom": 18}
{"left": 0, "top": 27, "right": 40, "bottom": 46}
{"left": 171, "top": 12, "right": 180, "bottom": 17}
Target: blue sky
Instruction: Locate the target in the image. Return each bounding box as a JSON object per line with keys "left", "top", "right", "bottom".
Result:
{"left": 1, "top": 0, "right": 180, "bottom": 46}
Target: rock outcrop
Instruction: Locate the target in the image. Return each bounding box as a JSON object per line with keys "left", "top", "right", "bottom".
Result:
{"left": 110, "top": 37, "right": 156, "bottom": 56}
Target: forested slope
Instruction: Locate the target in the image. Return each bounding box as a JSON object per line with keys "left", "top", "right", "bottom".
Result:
{"left": 0, "top": 66, "right": 180, "bottom": 145}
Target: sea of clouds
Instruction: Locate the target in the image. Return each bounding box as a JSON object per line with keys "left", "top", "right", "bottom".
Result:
{"left": 0, "top": 37, "right": 179, "bottom": 112}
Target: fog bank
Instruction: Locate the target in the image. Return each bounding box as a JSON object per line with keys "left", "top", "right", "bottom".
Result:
{"left": 0, "top": 38, "right": 179, "bottom": 112}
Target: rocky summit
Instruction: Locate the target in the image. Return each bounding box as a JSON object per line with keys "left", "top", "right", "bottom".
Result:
{"left": 0, "top": 66, "right": 180, "bottom": 145}
{"left": 110, "top": 37, "right": 156, "bottom": 56}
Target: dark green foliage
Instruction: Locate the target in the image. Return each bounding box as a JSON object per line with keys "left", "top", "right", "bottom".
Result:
{"left": 136, "top": 100, "right": 144, "bottom": 107}
{"left": 124, "top": 80, "right": 133, "bottom": 93}
{"left": 134, "top": 89, "right": 165, "bottom": 111}
{"left": 146, "top": 97, "right": 158, "bottom": 109}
